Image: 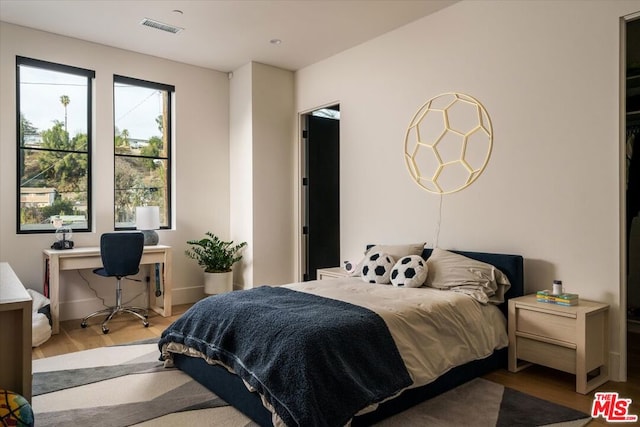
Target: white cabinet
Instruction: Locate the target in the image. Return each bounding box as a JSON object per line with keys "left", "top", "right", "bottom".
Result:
{"left": 0, "top": 263, "right": 32, "bottom": 401}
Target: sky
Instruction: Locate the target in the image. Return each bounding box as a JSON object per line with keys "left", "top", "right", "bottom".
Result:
{"left": 20, "top": 65, "right": 163, "bottom": 141}
{"left": 114, "top": 82, "right": 164, "bottom": 140}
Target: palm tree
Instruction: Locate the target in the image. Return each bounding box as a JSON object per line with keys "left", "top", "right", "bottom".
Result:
{"left": 60, "top": 95, "right": 70, "bottom": 135}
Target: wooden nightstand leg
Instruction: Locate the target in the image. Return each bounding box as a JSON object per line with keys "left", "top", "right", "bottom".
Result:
{"left": 580, "top": 311, "right": 610, "bottom": 394}
{"left": 508, "top": 300, "right": 533, "bottom": 372}
{"left": 576, "top": 314, "right": 587, "bottom": 393}
{"left": 584, "top": 368, "right": 609, "bottom": 394}
{"left": 508, "top": 300, "right": 517, "bottom": 372}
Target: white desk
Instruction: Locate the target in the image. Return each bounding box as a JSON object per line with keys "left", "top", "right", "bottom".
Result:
{"left": 0, "top": 262, "right": 32, "bottom": 401}
{"left": 43, "top": 245, "right": 172, "bottom": 334}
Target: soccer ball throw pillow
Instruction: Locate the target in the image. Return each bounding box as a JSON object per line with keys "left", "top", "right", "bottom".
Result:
{"left": 361, "top": 252, "right": 395, "bottom": 284}
{"left": 391, "top": 255, "right": 428, "bottom": 288}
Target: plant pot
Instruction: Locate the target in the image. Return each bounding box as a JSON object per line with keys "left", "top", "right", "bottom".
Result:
{"left": 204, "top": 271, "right": 233, "bottom": 295}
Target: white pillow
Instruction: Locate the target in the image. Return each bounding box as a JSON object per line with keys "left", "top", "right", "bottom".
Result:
{"left": 350, "top": 242, "right": 426, "bottom": 277}
{"left": 390, "top": 255, "right": 428, "bottom": 288}
{"left": 32, "top": 312, "right": 52, "bottom": 347}
{"left": 366, "top": 243, "right": 426, "bottom": 259}
{"left": 425, "top": 248, "right": 511, "bottom": 304}
{"left": 361, "top": 252, "right": 396, "bottom": 284}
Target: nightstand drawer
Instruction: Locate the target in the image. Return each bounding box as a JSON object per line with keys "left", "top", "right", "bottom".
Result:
{"left": 517, "top": 308, "right": 576, "bottom": 343}
{"left": 516, "top": 336, "right": 576, "bottom": 374}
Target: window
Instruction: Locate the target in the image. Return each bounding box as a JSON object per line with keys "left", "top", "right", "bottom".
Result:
{"left": 17, "top": 57, "right": 94, "bottom": 233}
{"left": 113, "top": 75, "right": 173, "bottom": 229}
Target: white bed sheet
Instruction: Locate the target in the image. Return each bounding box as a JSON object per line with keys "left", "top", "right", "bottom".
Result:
{"left": 285, "top": 277, "right": 508, "bottom": 388}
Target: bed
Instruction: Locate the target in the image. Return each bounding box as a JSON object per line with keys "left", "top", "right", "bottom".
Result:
{"left": 159, "top": 247, "right": 524, "bottom": 426}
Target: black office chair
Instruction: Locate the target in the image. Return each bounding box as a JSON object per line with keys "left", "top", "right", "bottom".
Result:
{"left": 81, "top": 232, "right": 149, "bottom": 334}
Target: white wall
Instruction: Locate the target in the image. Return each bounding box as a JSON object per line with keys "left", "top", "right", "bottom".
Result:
{"left": 251, "top": 62, "right": 295, "bottom": 286}
{"left": 230, "top": 62, "right": 295, "bottom": 288}
{"left": 230, "top": 62, "right": 254, "bottom": 289}
{"left": 0, "top": 23, "right": 230, "bottom": 318}
{"left": 295, "top": 0, "right": 640, "bottom": 381}
{"left": 3, "top": 0, "right": 638, "bottom": 380}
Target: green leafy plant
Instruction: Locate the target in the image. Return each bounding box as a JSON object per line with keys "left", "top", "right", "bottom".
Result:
{"left": 185, "top": 232, "right": 247, "bottom": 273}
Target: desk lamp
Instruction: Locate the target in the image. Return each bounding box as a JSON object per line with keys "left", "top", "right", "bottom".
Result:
{"left": 51, "top": 216, "right": 74, "bottom": 249}
{"left": 136, "top": 206, "right": 160, "bottom": 245}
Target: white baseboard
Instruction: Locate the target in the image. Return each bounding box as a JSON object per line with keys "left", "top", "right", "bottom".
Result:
{"left": 59, "top": 285, "right": 206, "bottom": 321}
{"left": 609, "top": 350, "right": 623, "bottom": 382}
{"left": 171, "top": 285, "right": 208, "bottom": 305}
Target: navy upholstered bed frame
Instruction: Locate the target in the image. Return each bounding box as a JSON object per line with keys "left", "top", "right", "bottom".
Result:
{"left": 172, "top": 249, "right": 524, "bottom": 426}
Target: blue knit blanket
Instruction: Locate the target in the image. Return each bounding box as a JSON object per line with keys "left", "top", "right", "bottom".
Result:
{"left": 159, "top": 286, "right": 412, "bottom": 427}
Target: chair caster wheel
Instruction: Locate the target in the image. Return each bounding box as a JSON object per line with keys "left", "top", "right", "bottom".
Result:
{"left": 81, "top": 322, "right": 87, "bottom": 328}
{"left": 143, "top": 321, "right": 149, "bottom": 327}
{"left": 102, "top": 326, "right": 109, "bottom": 334}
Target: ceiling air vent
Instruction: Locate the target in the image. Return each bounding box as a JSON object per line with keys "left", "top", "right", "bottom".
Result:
{"left": 140, "top": 18, "right": 183, "bottom": 34}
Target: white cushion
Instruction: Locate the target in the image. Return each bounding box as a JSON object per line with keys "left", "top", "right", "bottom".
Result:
{"left": 390, "top": 255, "right": 428, "bottom": 288}
{"left": 32, "top": 312, "right": 52, "bottom": 347}
{"left": 361, "top": 252, "right": 396, "bottom": 284}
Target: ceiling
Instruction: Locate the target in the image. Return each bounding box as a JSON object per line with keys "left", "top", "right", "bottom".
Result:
{"left": 0, "top": 0, "right": 457, "bottom": 72}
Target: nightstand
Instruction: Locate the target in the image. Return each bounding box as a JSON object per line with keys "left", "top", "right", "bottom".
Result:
{"left": 508, "top": 294, "right": 609, "bottom": 394}
{"left": 317, "top": 267, "right": 350, "bottom": 280}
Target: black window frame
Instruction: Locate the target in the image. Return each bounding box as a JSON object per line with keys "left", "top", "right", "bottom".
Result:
{"left": 113, "top": 74, "right": 173, "bottom": 231}
{"left": 16, "top": 56, "right": 95, "bottom": 234}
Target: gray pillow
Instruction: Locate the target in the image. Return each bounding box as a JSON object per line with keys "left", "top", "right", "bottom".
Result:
{"left": 425, "top": 248, "right": 511, "bottom": 304}
{"left": 350, "top": 242, "right": 426, "bottom": 277}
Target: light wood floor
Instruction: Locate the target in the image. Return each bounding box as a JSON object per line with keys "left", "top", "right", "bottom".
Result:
{"left": 484, "top": 334, "right": 640, "bottom": 426}
{"left": 32, "top": 304, "right": 193, "bottom": 360}
{"left": 33, "top": 306, "right": 639, "bottom": 425}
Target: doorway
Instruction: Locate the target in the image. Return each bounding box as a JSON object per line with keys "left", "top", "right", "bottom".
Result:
{"left": 626, "top": 19, "right": 640, "bottom": 330}
{"left": 625, "top": 16, "right": 640, "bottom": 383}
{"left": 301, "top": 105, "right": 340, "bottom": 281}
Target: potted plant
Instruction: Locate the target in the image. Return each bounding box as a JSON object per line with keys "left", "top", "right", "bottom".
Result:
{"left": 185, "top": 232, "right": 247, "bottom": 294}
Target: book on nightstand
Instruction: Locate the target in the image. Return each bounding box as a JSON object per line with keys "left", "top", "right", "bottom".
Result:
{"left": 536, "top": 290, "right": 579, "bottom": 306}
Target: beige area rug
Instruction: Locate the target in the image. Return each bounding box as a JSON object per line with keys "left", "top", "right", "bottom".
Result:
{"left": 31, "top": 341, "right": 592, "bottom": 426}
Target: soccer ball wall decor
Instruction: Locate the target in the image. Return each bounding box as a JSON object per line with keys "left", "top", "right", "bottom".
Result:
{"left": 404, "top": 92, "right": 493, "bottom": 194}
